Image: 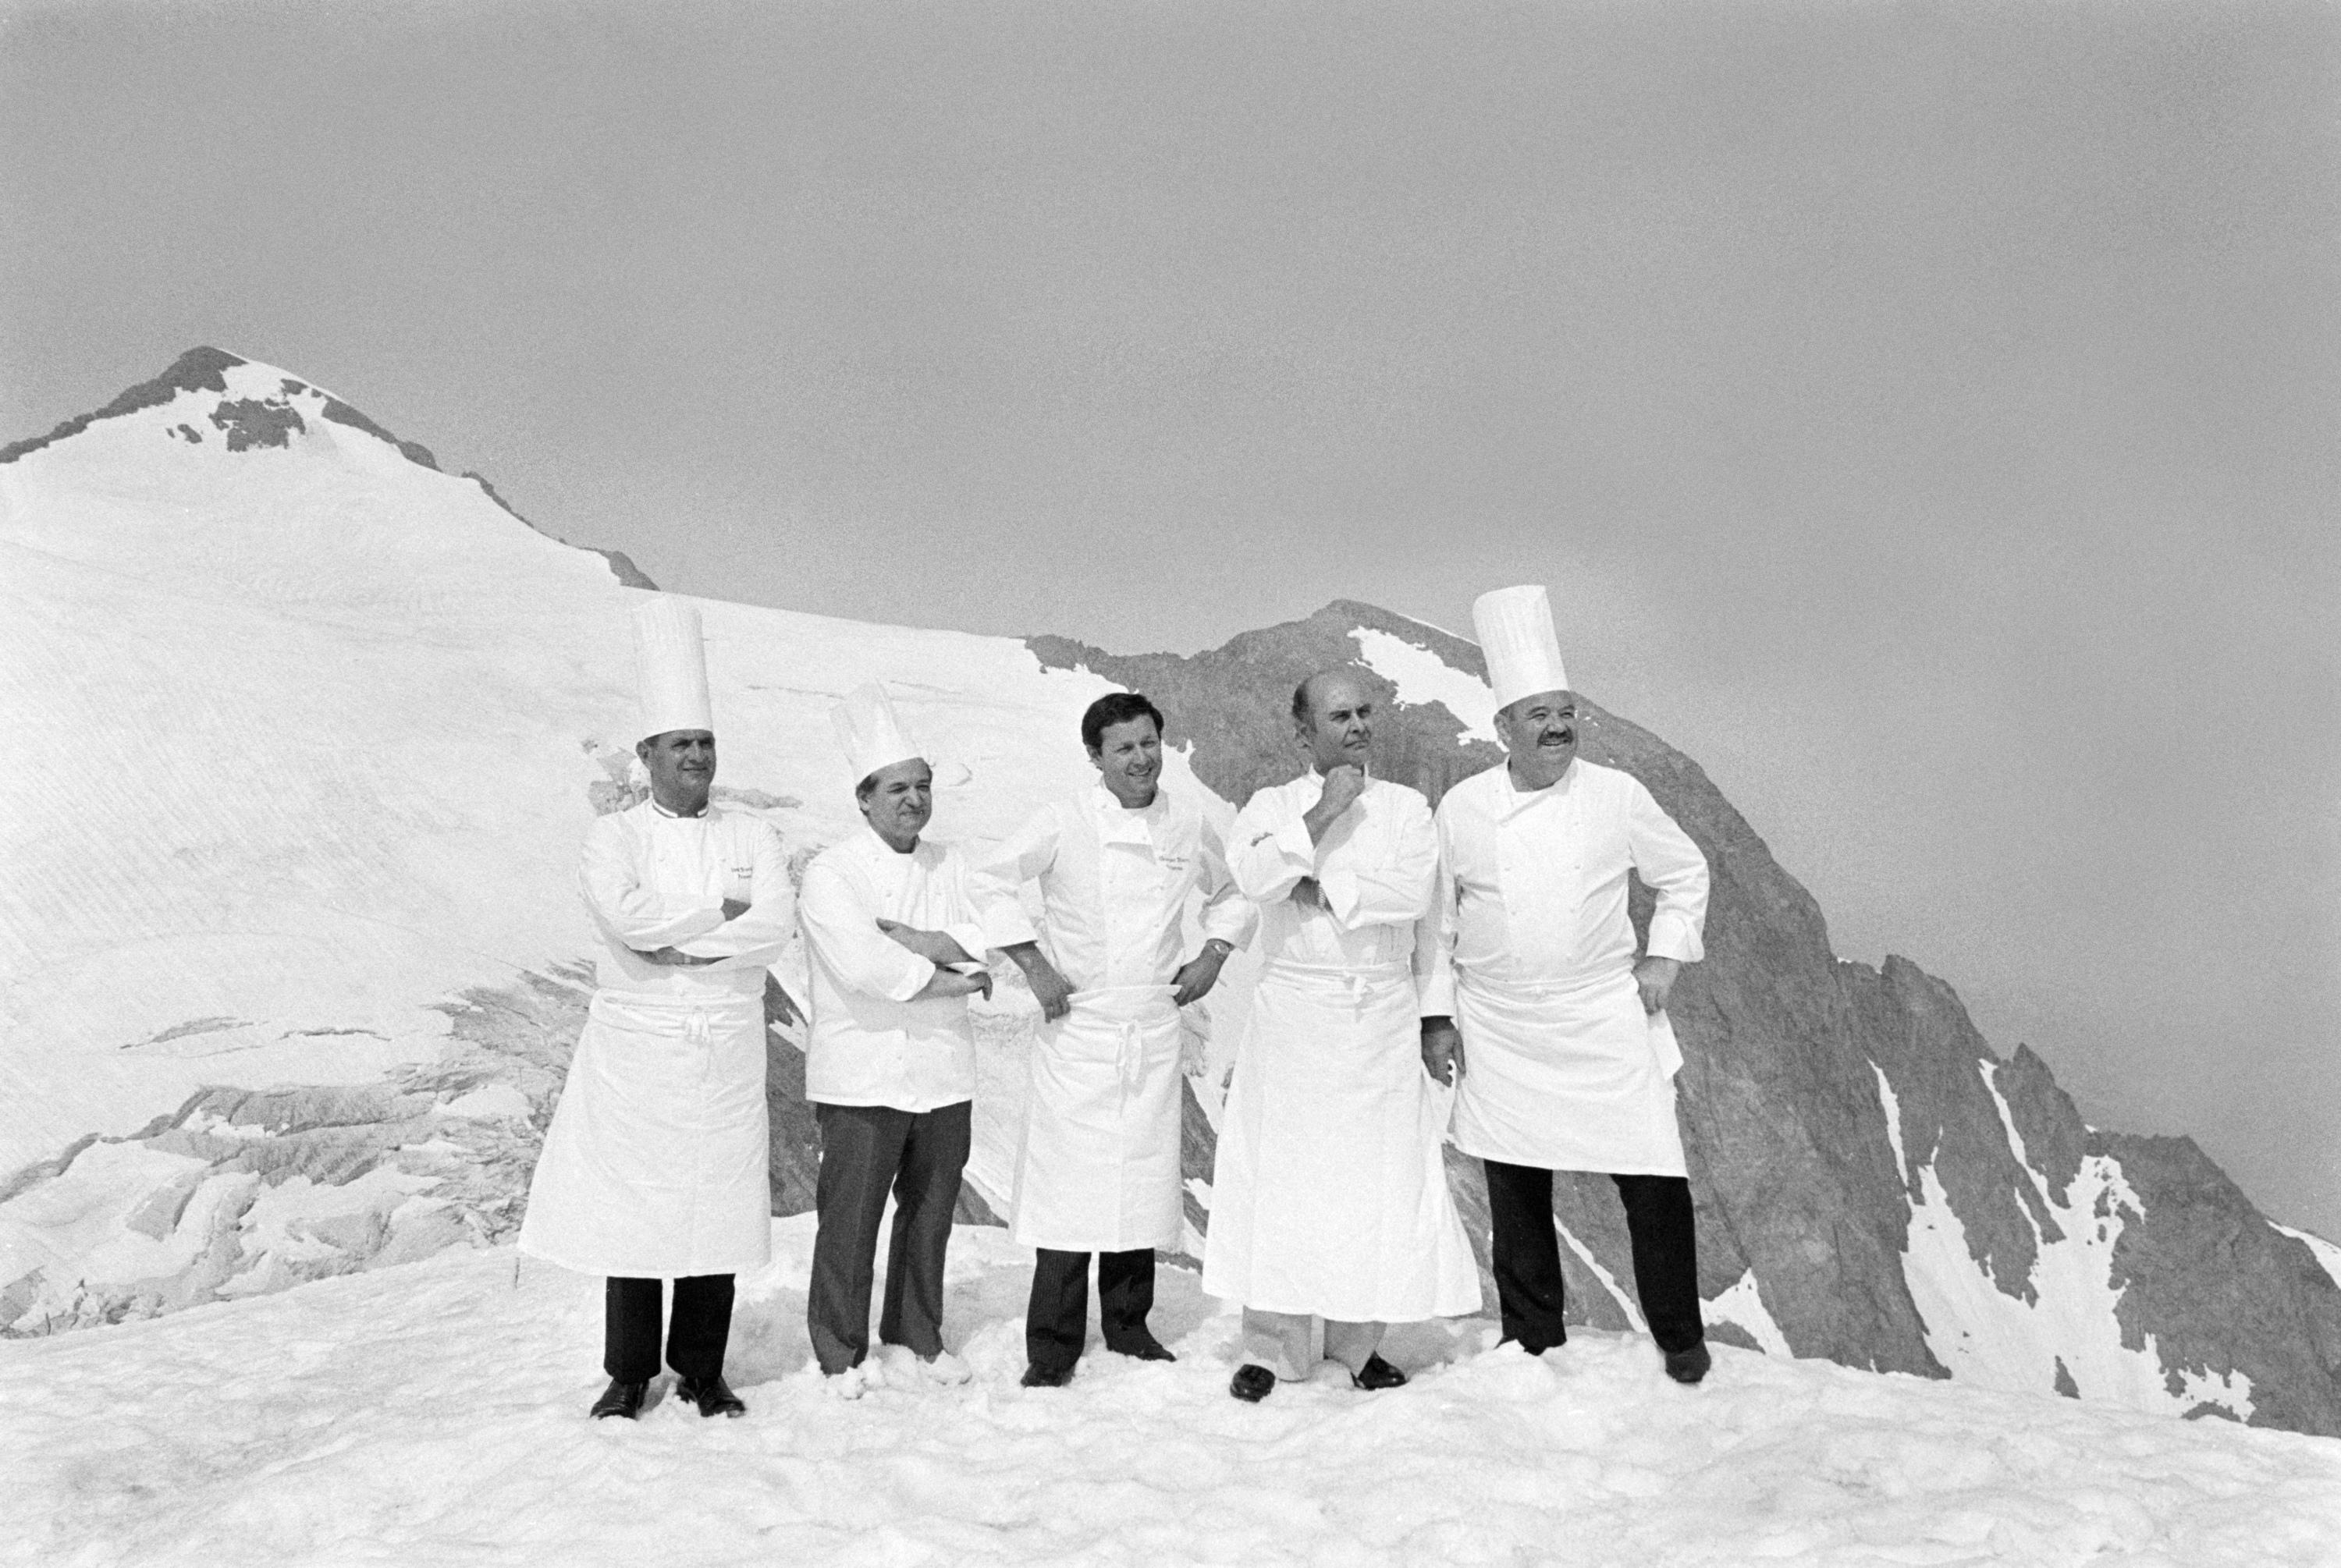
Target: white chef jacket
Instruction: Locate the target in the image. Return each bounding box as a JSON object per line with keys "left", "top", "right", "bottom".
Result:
{"left": 1202, "top": 771, "right": 1480, "bottom": 1321}
{"left": 1228, "top": 771, "right": 1438, "bottom": 975}
{"left": 971, "top": 783, "right": 1256, "bottom": 1250}
{"left": 974, "top": 782, "right": 1256, "bottom": 987}
{"left": 518, "top": 799, "right": 790, "bottom": 1277}
{"left": 1418, "top": 759, "right": 1710, "bottom": 1174}
{"left": 582, "top": 799, "right": 796, "bottom": 993}
{"left": 798, "top": 825, "right": 993, "bottom": 1112}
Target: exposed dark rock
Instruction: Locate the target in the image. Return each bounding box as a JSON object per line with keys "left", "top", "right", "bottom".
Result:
{"left": 0, "top": 346, "right": 245, "bottom": 464}
{"left": 2095, "top": 1130, "right": 2341, "bottom": 1435}
{"left": 317, "top": 396, "right": 439, "bottom": 469}
{"left": 595, "top": 551, "right": 658, "bottom": 590}
{"left": 1846, "top": 956, "right": 2056, "bottom": 1302}
{"left": 765, "top": 976, "right": 820, "bottom": 1217}
{"left": 464, "top": 470, "right": 659, "bottom": 589}
{"left": 207, "top": 396, "right": 306, "bottom": 451}
{"left": 1028, "top": 600, "right": 1501, "bottom": 811}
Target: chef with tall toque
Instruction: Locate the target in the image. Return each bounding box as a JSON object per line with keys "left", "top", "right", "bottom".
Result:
{"left": 1418, "top": 585, "right": 1716, "bottom": 1384}
{"left": 520, "top": 597, "right": 794, "bottom": 1421}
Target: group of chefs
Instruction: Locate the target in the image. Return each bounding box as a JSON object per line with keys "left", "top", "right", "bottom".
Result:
{"left": 516, "top": 584, "right": 1714, "bottom": 1421}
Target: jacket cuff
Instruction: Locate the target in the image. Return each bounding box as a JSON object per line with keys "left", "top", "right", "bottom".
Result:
{"left": 1645, "top": 915, "right": 1703, "bottom": 964}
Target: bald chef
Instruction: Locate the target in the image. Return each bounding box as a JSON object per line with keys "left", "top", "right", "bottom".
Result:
{"left": 1203, "top": 667, "right": 1481, "bottom": 1402}
{"left": 520, "top": 597, "right": 794, "bottom": 1421}
{"left": 974, "top": 691, "right": 1256, "bottom": 1388}
{"left": 1418, "top": 585, "right": 1715, "bottom": 1385}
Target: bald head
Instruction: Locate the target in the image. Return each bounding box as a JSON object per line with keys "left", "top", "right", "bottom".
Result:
{"left": 1291, "top": 667, "right": 1376, "bottom": 774}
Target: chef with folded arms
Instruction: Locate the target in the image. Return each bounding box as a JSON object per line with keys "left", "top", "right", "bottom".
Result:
{"left": 975, "top": 690, "right": 1256, "bottom": 1388}
{"left": 798, "top": 683, "right": 998, "bottom": 1394}
{"left": 1418, "top": 584, "right": 1715, "bottom": 1385}
{"left": 519, "top": 596, "right": 793, "bottom": 1421}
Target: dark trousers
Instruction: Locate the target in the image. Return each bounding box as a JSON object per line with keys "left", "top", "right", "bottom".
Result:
{"left": 807, "top": 1099, "right": 972, "bottom": 1375}
{"left": 1483, "top": 1161, "right": 1704, "bottom": 1355}
{"left": 1025, "top": 1247, "right": 1157, "bottom": 1372}
{"left": 604, "top": 1273, "right": 734, "bottom": 1382}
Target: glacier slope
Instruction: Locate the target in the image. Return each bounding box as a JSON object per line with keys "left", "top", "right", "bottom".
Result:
{"left": 0, "top": 353, "right": 1140, "bottom": 1176}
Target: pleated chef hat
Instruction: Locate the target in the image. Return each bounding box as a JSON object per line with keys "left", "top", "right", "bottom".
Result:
{"left": 833, "top": 683, "right": 922, "bottom": 783}
{"left": 632, "top": 597, "right": 715, "bottom": 741}
{"left": 1471, "top": 584, "right": 1571, "bottom": 710}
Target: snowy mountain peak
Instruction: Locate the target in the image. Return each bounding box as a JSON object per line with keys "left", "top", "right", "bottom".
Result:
{"left": 0, "top": 348, "right": 654, "bottom": 598}
{"left": 1, "top": 346, "right": 440, "bottom": 471}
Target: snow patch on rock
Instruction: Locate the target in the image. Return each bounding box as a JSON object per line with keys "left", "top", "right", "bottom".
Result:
{"left": 1875, "top": 1062, "right": 2254, "bottom": 1423}
{"left": 1350, "top": 625, "right": 1501, "bottom": 743}
{"left": 1705, "top": 1267, "right": 1794, "bottom": 1357}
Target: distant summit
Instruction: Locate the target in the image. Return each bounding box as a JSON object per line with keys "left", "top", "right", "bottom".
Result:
{"left": 0, "top": 346, "right": 655, "bottom": 589}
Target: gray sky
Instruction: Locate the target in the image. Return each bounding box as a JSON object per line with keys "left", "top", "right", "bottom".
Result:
{"left": 5, "top": 0, "right": 2336, "bottom": 1234}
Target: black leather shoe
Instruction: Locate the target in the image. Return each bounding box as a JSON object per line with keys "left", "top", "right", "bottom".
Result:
{"left": 590, "top": 1378, "right": 648, "bottom": 1420}
{"left": 1104, "top": 1332, "right": 1176, "bottom": 1364}
{"left": 1350, "top": 1354, "right": 1409, "bottom": 1391}
{"left": 1020, "top": 1362, "right": 1075, "bottom": 1389}
{"left": 674, "top": 1375, "right": 748, "bottom": 1417}
{"left": 1663, "top": 1343, "right": 1711, "bottom": 1385}
{"left": 1228, "top": 1364, "right": 1277, "bottom": 1403}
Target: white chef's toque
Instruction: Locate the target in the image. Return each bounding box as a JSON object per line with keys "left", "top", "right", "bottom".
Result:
{"left": 632, "top": 597, "right": 715, "bottom": 742}
{"left": 1471, "top": 584, "right": 1571, "bottom": 710}
{"left": 833, "top": 683, "right": 922, "bottom": 783}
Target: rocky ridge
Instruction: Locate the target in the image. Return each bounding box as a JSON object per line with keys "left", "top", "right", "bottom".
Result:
{"left": 1028, "top": 603, "right": 2341, "bottom": 1434}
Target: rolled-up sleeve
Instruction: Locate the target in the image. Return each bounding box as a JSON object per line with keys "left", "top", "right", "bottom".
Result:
{"left": 1195, "top": 817, "right": 1259, "bottom": 951}
{"left": 580, "top": 820, "right": 724, "bottom": 951}
{"left": 800, "top": 858, "right": 933, "bottom": 1002}
{"left": 937, "top": 851, "right": 994, "bottom": 970}
{"left": 968, "top": 807, "right": 1059, "bottom": 952}
{"left": 1628, "top": 781, "right": 1708, "bottom": 963}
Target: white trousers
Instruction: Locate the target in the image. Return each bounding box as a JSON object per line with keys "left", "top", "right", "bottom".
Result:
{"left": 1241, "top": 1308, "right": 1385, "bottom": 1381}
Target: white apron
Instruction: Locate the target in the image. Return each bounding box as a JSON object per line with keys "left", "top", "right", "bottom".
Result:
{"left": 1201, "top": 963, "right": 1482, "bottom": 1321}
{"left": 1011, "top": 984, "right": 1184, "bottom": 1253}
{"left": 518, "top": 989, "right": 772, "bottom": 1278}
{"left": 1450, "top": 967, "right": 1688, "bottom": 1176}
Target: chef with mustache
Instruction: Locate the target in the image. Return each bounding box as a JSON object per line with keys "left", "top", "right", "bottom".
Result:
{"left": 1418, "top": 585, "right": 1716, "bottom": 1385}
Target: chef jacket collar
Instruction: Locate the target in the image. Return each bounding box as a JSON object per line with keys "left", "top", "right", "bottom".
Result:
{"left": 650, "top": 797, "right": 709, "bottom": 820}
{"left": 855, "top": 820, "right": 923, "bottom": 857}
{"left": 1090, "top": 779, "right": 1164, "bottom": 844}
{"left": 1496, "top": 755, "right": 1581, "bottom": 818}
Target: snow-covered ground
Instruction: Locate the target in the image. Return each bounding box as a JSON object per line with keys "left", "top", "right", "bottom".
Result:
{"left": 5, "top": 1218, "right": 2335, "bottom": 1568}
